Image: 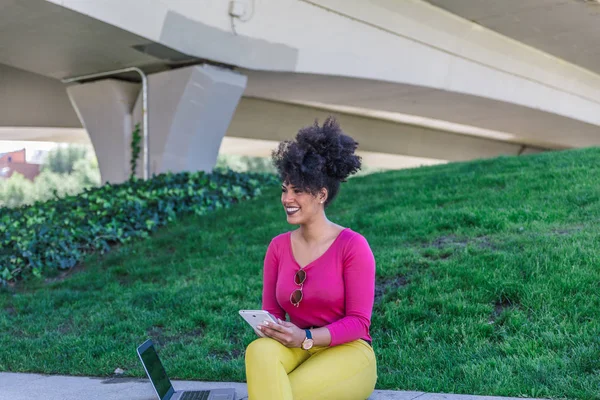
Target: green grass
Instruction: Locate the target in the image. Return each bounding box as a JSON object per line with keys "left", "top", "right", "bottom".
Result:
{"left": 2, "top": 147, "right": 600, "bottom": 399}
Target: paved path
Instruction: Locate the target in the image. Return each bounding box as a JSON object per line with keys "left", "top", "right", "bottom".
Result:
{"left": 0, "top": 372, "right": 545, "bottom": 400}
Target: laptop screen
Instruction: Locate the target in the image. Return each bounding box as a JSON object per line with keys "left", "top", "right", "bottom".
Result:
{"left": 139, "top": 343, "right": 174, "bottom": 399}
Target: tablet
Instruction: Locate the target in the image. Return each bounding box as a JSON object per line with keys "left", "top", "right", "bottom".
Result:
{"left": 239, "top": 310, "right": 279, "bottom": 338}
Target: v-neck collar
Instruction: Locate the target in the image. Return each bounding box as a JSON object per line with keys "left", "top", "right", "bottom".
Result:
{"left": 288, "top": 228, "right": 349, "bottom": 269}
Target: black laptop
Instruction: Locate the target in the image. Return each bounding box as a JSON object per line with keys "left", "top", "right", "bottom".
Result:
{"left": 137, "top": 339, "right": 236, "bottom": 400}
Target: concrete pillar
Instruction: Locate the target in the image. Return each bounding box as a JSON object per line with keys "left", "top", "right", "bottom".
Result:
{"left": 67, "top": 65, "right": 247, "bottom": 184}
{"left": 66, "top": 79, "right": 140, "bottom": 184}
{"left": 134, "top": 65, "right": 248, "bottom": 177}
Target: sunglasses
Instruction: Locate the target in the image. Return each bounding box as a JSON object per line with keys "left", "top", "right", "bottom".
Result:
{"left": 290, "top": 269, "right": 306, "bottom": 307}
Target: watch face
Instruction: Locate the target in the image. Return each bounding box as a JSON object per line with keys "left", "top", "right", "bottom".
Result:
{"left": 302, "top": 339, "right": 314, "bottom": 350}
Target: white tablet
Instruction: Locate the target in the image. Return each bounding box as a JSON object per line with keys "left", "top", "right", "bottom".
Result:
{"left": 239, "top": 310, "right": 279, "bottom": 338}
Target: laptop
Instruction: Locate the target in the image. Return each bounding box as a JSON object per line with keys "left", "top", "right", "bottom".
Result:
{"left": 137, "top": 339, "right": 236, "bottom": 400}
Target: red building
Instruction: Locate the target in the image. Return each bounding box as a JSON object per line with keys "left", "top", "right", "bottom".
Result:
{"left": 0, "top": 149, "right": 41, "bottom": 181}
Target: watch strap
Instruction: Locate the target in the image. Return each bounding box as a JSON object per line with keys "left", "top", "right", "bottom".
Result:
{"left": 304, "top": 329, "right": 312, "bottom": 340}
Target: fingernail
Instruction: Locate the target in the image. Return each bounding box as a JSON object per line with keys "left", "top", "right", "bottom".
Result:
{"left": 263, "top": 321, "right": 269, "bottom": 326}
{"left": 257, "top": 326, "right": 262, "bottom": 330}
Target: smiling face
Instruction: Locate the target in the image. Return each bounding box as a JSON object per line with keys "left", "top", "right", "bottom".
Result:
{"left": 281, "top": 182, "right": 326, "bottom": 225}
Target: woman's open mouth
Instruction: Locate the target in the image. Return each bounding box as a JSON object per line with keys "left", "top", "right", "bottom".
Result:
{"left": 285, "top": 207, "right": 300, "bottom": 216}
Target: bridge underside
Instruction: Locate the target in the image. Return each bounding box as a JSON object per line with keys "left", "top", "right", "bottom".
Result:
{"left": 242, "top": 70, "right": 598, "bottom": 150}
{"left": 0, "top": 62, "right": 573, "bottom": 184}
{"left": 1, "top": 64, "right": 560, "bottom": 163}
{"left": 2, "top": 0, "right": 600, "bottom": 184}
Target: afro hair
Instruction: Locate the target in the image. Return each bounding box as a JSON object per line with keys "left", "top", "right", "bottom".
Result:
{"left": 272, "top": 117, "right": 361, "bottom": 206}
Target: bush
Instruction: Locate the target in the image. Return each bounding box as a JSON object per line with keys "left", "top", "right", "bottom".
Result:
{"left": 0, "top": 172, "right": 34, "bottom": 208}
{"left": 0, "top": 170, "right": 277, "bottom": 284}
{"left": 216, "top": 154, "right": 276, "bottom": 174}
{"left": 42, "top": 145, "right": 89, "bottom": 175}
{"left": 0, "top": 150, "right": 101, "bottom": 209}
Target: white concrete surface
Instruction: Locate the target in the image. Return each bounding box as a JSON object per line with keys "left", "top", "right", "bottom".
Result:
{"left": 425, "top": 0, "right": 600, "bottom": 75}
{"left": 1, "top": 1, "right": 600, "bottom": 151}
{"left": 67, "top": 79, "right": 139, "bottom": 184}
{"left": 0, "top": 372, "right": 545, "bottom": 400}
{"left": 2, "top": 0, "right": 600, "bottom": 166}
{"left": 16, "top": 87, "right": 550, "bottom": 180}
{"left": 44, "top": 0, "right": 600, "bottom": 131}
{"left": 0, "top": 64, "right": 80, "bottom": 128}
{"left": 67, "top": 65, "right": 246, "bottom": 184}
{"left": 135, "top": 64, "right": 247, "bottom": 177}
{"left": 0, "top": 128, "right": 90, "bottom": 145}
{"left": 228, "top": 98, "right": 550, "bottom": 162}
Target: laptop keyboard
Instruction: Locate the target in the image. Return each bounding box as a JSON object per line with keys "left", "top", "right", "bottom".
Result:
{"left": 180, "top": 391, "right": 211, "bottom": 400}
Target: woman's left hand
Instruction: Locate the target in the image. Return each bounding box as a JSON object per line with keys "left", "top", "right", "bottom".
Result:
{"left": 258, "top": 319, "right": 306, "bottom": 348}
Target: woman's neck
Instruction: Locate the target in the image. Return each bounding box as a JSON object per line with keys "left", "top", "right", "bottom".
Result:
{"left": 298, "top": 215, "right": 336, "bottom": 244}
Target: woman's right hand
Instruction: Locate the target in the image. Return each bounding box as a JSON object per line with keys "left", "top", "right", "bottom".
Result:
{"left": 258, "top": 319, "right": 306, "bottom": 348}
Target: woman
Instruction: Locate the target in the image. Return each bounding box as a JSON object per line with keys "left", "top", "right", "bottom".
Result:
{"left": 244, "top": 117, "right": 377, "bottom": 400}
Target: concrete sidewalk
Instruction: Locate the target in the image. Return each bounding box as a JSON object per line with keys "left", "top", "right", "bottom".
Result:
{"left": 0, "top": 372, "right": 544, "bottom": 400}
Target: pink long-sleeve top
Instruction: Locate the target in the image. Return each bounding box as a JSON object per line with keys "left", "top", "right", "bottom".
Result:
{"left": 262, "top": 228, "right": 376, "bottom": 346}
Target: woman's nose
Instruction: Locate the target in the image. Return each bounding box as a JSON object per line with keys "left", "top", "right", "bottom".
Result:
{"left": 282, "top": 192, "right": 294, "bottom": 203}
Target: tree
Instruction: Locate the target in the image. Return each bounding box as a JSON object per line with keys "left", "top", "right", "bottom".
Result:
{"left": 216, "top": 155, "right": 276, "bottom": 174}
{"left": 0, "top": 145, "right": 101, "bottom": 208}
{"left": 42, "top": 145, "right": 89, "bottom": 174}
{"left": 72, "top": 157, "right": 101, "bottom": 188}
{"left": 0, "top": 172, "right": 33, "bottom": 208}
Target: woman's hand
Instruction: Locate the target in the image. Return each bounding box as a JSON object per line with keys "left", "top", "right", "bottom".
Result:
{"left": 258, "top": 319, "right": 306, "bottom": 348}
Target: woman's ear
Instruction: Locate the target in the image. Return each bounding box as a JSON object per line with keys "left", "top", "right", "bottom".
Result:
{"left": 319, "top": 188, "right": 328, "bottom": 204}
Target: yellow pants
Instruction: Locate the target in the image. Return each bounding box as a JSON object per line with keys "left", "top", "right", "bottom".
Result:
{"left": 245, "top": 337, "right": 377, "bottom": 400}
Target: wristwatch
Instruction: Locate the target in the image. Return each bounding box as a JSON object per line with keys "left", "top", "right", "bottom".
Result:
{"left": 301, "top": 329, "right": 314, "bottom": 350}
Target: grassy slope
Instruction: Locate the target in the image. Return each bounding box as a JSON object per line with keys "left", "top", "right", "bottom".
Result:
{"left": 1, "top": 148, "right": 600, "bottom": 399}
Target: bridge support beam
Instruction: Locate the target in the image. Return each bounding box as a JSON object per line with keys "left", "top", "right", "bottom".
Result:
{"left": 67, "top": 65, "right": 246, "bottom": 184}
{"left": 227, "top": 98, "right": 552, "bottom": 162}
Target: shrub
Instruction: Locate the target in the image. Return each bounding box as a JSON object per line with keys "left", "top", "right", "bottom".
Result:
{"left": 0, "top": 172, "right": 34, "bottom": 208}
{"left": 42, "top": 145, "right": 89, "bottom": 175}
{"left": 216, "top": 154, "right": 276, "bottom": 174}
{"left": 0, "top": 150, "right": 101, "bottom": 209}
{"left": 0, "top": 170, "right": 277, "bottom": 284}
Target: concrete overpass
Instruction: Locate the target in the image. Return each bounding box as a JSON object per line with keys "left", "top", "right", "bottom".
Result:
{"left": 1, "top": 0, "right": 600, "bottom": 183}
